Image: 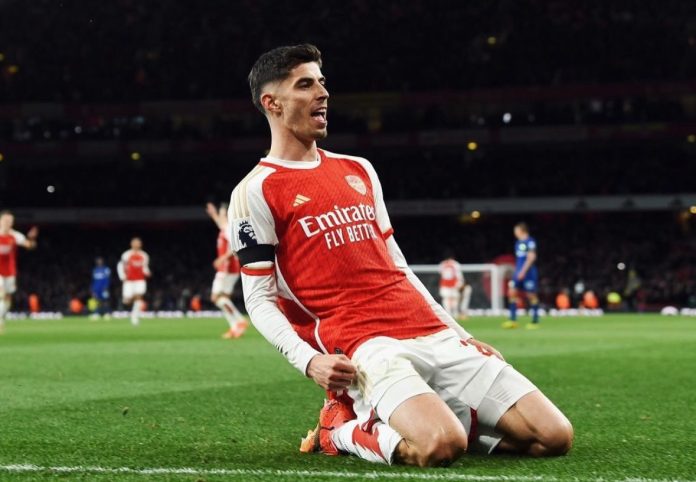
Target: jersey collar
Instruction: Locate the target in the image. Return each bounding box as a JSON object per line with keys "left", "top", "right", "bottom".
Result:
{"left": 261, "top": 150, "right": 323, "bottom": 170}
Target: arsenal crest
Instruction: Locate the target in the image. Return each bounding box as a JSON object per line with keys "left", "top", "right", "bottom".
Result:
{"left": 345, "top": 175, "right": 367, "bottom": 195}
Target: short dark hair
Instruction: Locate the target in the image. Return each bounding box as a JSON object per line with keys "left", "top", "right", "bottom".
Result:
{"left": 248, "top": 44, "right": 322, "bottom": 114}
{"left": 515, "top": 222, "right": 529, "bottom": 233}
{"left": 0, "top": 209, "right": 12, "bottom": 217}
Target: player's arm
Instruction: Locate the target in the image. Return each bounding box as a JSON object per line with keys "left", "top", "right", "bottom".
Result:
{"left": 455, "top": 261, "right": 464, "bottom": 288}
{"left": 365, "top": 158, "right": 503, "bottom": 359}
{"left": 15, "top": 227, "right": 38, "bottom": 250}
{"left": 205, "top": 202, "right": 226, "bottom": 231}
{"left": 517, "top": 244, "right": 537, "bottom": 280}
{"left": 213, "top": 252, "right": 235, "bottom": 269}
{"left": 117, "top": 253, "right": 127, "bottom": 281}
{"left": 229, "top": 180, "right": 355, "bottom": 390}
{"left": 142, "top": 252, "right": 151, "bottom": 277}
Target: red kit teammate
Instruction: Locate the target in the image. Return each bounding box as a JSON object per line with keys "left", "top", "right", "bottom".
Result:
{"left": 206, "top": 202, "right": 248, "bottom": 339}
{"left": 228, "top": 45, "right": 573, "bottom": 467}
{"left": 0, "top": 210, "right": 38, "bottom": 333}
{"left": 439, "top": 255, "right": 464, "bottom": 318}
{"left": 117, "top": 237, "right": 151, "bottom": 326}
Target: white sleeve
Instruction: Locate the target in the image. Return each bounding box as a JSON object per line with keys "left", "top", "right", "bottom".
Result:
{"left": 455, "top": 262, "right": 464, "bottom": 284}
{"left": 117, "top": 251, "right": 127, "bottom": 280}
{"left": 229, "top": 169, "right": 320, "bottom": 375}
{"left": 11, "top": 230, "right": 27, "bottom": 245}
{"left": 242, "top": 264, "right": 321, "bottom": 375}
{"left": 142, "top": 251, "right": 151, "bottom": 276}
{"left": 228, "top": 170, "right": 279, "bottom": 253}
{"left": 386, "top": 237, "right": 473, "bottom": 341}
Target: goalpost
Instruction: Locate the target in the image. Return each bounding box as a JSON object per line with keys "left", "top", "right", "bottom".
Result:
{"left": 410, "top": 264, "right": 506, "bottom": 314}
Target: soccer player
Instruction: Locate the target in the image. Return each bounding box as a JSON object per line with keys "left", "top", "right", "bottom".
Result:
{"left": 0, "top": 210, "right": 38, "bottom": 333}
{"left": 459, "top": 279, "right": 473, "bottom": 320}
{"left": 438, "top": 255, "right": 463, "bottom": 318}
{"left": 205, "top": 202, "right": 248, "bottom": 339}
{"left": 503, "top": 222, "right": 540, "bottom": 330}
{"left": 90, "top": 257, "right": 112, "bottom": 320}
{"left": 229, "top": 44, "right": 572, "bottom": 468}
{"left": 117, "top": 237, "right": 150, "bottom": 326}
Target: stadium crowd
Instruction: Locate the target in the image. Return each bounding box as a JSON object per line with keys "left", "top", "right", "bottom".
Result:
{"left": 2, "top": 0, "right": 694, "bottom": 314}
{"left": 10, "top": 212, "right": 696, "bottom": 313}
{"left": 1, "top": 144, "right": 693, "bottom": 207}
{"left": 1, "top": 0, "right": 694, "bottom": 101}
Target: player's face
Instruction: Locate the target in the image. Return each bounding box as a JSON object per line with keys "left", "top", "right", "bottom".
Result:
{"left": 514, "top": 227, "right": 527, "bottom": 240}
{"left": 0, "top": 214, "right": 13, "bottom": 231}
{"left": 131, "top": 238, "right": 142, "bottom": 250}
{"left": 270, "top": 62, "right": 329, "bottom": 142}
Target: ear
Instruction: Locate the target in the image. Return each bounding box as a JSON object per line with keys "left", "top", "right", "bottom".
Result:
{"left": 261, "top": 92, "right": 281, "bottom": 116}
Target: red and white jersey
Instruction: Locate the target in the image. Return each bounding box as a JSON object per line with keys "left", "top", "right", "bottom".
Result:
{"left": 0, "top": 230, "right": 27, "bottom": 277}
{"left": 229, "top": 149, "right": 447, "bottom": 357}
{"left": 118, "top": 249, "right": 150, "bottom": 281}
{"left": 439, "top": 259, "right": 464, "bottom": 289}
{"left": 216, "top": 230, "right": 241, "bottom": 274}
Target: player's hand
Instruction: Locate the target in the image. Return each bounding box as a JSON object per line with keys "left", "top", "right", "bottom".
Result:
{"left": 516, "top": 272, "right": 525, "bottom": 281}
{"left": 306, "top": 354, "right": 356, "bottom": 392}
{"left": 467, "top": 338, "right": 505, "bottom": 361}
{"left": 213, "top": 256, "right": 226, "bottom": 269}
{"left": 27, "top": 226, "right": 39, "bottom": 239}
{"left": 205, "top": 202, "right": 217, "bottom": 218}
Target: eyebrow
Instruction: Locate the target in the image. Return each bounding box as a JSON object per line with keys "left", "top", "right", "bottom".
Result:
{"left": 294, "top": 76, "right": 326, "bottom": 86}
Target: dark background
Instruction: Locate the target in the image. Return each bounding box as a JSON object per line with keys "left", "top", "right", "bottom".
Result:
{"left": 1, "top": 0, "right": 695, "bottom": 311}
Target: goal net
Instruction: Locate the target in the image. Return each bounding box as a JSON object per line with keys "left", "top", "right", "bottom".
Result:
{"left": 410, "top": 264, "right": 506, "bottom": 314}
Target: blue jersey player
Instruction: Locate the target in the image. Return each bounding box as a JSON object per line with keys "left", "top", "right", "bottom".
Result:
{"left": 503, "top": 223, "right": 540, "bottom": 329}
{"left": 90, "top": 257, "right": 111, "bottom": 318}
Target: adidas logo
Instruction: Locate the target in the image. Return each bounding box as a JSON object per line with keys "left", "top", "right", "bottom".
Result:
{"left": 293, "top": 194, "right": 311, "bottom": 207}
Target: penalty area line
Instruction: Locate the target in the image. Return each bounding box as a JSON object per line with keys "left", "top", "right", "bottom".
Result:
{"left": 0, "top": 464, "right": 692, "bottom": 482}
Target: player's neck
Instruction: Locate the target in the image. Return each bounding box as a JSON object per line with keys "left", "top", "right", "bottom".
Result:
{"left": 267, "top": 129, "right": 318, "bottom": 162}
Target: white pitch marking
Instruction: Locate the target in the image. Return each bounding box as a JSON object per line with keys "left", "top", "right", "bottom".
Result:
{"left": 0, "top": 464, "right": 693, "bottom": 482}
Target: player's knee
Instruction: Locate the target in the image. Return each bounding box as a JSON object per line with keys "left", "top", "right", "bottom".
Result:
{"left": 538, "top": 419, "right": 573, "bottom": 456}
{"left": 415, "top": 431, "right": 468, "bottom": 467}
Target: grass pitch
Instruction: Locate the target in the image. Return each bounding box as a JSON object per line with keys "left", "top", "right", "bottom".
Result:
{"left": 0, "top": 314, "right": 694, "bottom": 481}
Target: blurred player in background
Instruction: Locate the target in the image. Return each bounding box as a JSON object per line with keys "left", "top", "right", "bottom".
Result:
{"left": 0, "top": 210, "right": 38, "bottom": 333}
{"left": 459, "top": 278, "right": 472, "bottom": 320}
{"left": 117, "top": 237, "right": 150, "bottom": 326}
{"left": 90, "top": 257, "right": 111, "bottom": 320}
{"left": 438, "top": 254, "right": 463, "bottom": 318}
{"left": 503, "top": 222, "right": 540, "bottom": 329}
{"left": 206, "top": 202, "right": 247, "bottom": 339}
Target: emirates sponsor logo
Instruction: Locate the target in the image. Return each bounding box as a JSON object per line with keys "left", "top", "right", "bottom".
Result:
{"left": 298, "top": 203, "right": 379, "bottom": 250}
{"left": 293, "top": 194, "right": 311, "bottom": 207}
{"left": 345, "top": 175, "right": 367, "bottom": 195}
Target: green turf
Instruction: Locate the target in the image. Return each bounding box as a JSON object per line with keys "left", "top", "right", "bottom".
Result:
{"left": 0, "top": 314, "right": 694, "bottom": 481}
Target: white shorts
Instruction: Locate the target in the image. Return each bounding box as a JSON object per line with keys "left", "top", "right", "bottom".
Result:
{"left": 122, "top": 280, "right": 147, "bottom": 300}
{"left": 439, "top": 287, "right": 461, "bottom": 299}
{"left": 0, "top": 276, "right": 17, "bottom": 295}
{"left": 347, "top": 329, "right": 537, "bottom": 454}
{"left": 211, "top": 272, "right": 239, "bottom": 296}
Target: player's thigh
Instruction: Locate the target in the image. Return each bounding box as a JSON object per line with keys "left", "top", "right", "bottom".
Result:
{"left": 350, "top": 336, "right": 467, "bottom": 448}
{"left": 351, "top": 336, "right": 435, "bottom": 424}
{"left": 122, "top": 281, "right": 135, "bottom": 301}
{"left": 211, "top": 273, "right": 226, "bottom": 297}
{"left": 133, "top": 280, "right": 147, "bottom": 296}
{"left": 495, "top": 388, "right": 572, "bottom": 451}
{"left": 2, "top": 276, "right": 17, "bottom": 295}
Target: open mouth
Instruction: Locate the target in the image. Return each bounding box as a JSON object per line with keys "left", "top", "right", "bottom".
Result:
{"left": 311, "top": 107, "right": 328, "bottom": 126}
